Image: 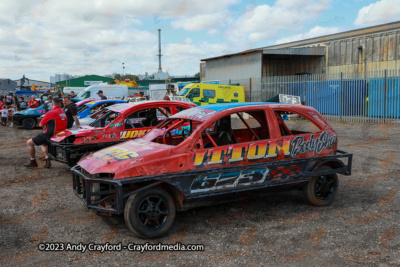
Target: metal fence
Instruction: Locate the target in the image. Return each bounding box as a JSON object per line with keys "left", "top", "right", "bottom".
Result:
{"left": 220, "top": 70, "right": 400, "bottom": 124}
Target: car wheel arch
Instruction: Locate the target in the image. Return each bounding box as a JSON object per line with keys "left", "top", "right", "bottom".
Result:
{"left": 160, "top": 182, "right": 185, "bottom": 212}
{"left": 22, "top": 117, "right": 37, "bottom": 129}
{"left": 125, "top": 181, "right": 185, "bottom": 212}
{"left": 310, "top": 158, "right": 345, "bottom": 173}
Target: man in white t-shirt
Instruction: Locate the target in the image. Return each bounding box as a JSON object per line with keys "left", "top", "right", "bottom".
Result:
{"left": 1, "top": 109, "right": 8, "bottom": 126}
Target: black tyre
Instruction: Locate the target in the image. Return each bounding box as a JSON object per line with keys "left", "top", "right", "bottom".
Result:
{"left": 22, "top": 118, "right": 36, "bottom": 129}
{"left": 303, "top": 166, "right": 338, "bottom": 206}
{"left": 124, "top": 187, "right": 176, "bottom": 239}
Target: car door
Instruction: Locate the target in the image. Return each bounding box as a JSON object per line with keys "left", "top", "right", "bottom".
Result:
{"left": 270, "top": 107, "right": 337, "bottom": 159}
{"left": 186, "top": 88, "right": 201, "bottom": 106}
{"left": 200, "top": 89, "right": 216, "bottom": 105}
{"left": 187, "top": 108, "right": 282, "bottom": 194}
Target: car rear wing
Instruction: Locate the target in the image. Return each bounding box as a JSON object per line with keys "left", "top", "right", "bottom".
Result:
{"left": 303, "top": 150, "right": 352, "bottom": 177}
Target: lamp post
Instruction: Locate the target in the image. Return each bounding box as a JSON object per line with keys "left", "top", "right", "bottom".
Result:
{"left": 122, "top": 62, "right": 125, "bottom": 78}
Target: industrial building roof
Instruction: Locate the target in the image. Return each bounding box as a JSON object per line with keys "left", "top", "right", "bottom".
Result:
{"left": 201, "top": 21, "right": 400, "bottom": 61}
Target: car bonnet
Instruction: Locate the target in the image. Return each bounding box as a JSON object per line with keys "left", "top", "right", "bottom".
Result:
{"left": 14, "top": 105, "right": 44, "bottom": 116}
{"left": 77, "top": 139, "right": 172, "bottom": 175}
{"left": 51, "top": 126, "right": 96, "bottom": 142}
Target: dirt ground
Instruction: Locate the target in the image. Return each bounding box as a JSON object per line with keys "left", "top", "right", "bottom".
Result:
{"left": 0, "top": 121, "right": 399, "bottom": 266}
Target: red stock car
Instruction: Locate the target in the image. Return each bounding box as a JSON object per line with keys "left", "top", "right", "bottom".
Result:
{"left": 71, "top": 102, "right": 352, "bottom": 238}
{"left": 48, "top": 101, "right": 196, "bottom": 166}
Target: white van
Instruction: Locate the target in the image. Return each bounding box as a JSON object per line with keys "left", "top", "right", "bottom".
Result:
{"left": 76, "top": 84, "right": 129, "bottom": 100}
{"left": 63, "top": 87, "right": 86, "bottom": 96}
{"left": 149, "top": 82, "right": 191, "bottom": 100}
{"left": 149, "top": 84, "right": 169, "bottom": 100}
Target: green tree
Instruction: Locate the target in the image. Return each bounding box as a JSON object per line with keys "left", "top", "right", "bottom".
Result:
{"left": 194, "top": 72, "right": 200, "bottom": 78}
{"left": 114, "top": 74, "right": 121, "bottom": 80}
{"left": 122, "top": 74, "right": 139, "bottom": 81}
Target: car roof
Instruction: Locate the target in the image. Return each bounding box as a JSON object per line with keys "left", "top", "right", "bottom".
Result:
{"left": 108, "top": 100, "right": 195, "bottom": 113}
{"left": 84, "top": 99, "right": 125, "bottom": 107}
{"left": 75, "top": 99, "right": 93, "bottom": 106}
{"left": 170, "top": 102, "right": 317, "bottom": 122}
{"left": 189, "top": 102, "right": 295, "bottom": 112}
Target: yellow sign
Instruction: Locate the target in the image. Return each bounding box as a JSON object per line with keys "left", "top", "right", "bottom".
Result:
{"left": 120, "top": 129, "right": 150, "bottom": 139}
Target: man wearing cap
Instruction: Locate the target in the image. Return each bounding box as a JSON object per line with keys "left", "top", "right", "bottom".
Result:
{"left": 97, "top": 90, "right": 107, "bottom": 100}
{"left": 25, "top": 97, "right": 67, "bottom": 168}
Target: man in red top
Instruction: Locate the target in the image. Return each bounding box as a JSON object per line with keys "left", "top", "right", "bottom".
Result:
{"left": 25, "top": 97, "right": 67, "bottom": 168}
{"left": 28, "top": 95, "right": 39, "bottom": 109}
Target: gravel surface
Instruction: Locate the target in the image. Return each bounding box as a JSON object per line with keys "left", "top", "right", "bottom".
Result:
{"left": 0, "top": 122, "right": 399, "bottom": 266}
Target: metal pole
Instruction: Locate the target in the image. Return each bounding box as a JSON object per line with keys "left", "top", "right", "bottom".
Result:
{"left": 397, "top": 70, "right": 399, "bottom": 122}
{"left": 340, "top": 72, "right": 343, "bottom": 120}
{"left": 383, "top": 69, "right": 387, "bottom": 123}
{"left": 249, "top": 78, "right": 252, "bottom": 102}
{"left": 158, "top": 29, "right": 162, "bottom": 73}
{"left": 304, "top": 77, "right": 307, "bottom": 106}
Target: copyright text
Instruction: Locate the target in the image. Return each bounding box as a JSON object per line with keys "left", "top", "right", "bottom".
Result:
{"left": 38, "top": 242, "right": 205, "bottom": 253}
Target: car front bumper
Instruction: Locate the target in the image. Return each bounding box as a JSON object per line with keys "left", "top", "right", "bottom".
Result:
{"left": 48, "top": 140, "right": 121, "bottom": 166}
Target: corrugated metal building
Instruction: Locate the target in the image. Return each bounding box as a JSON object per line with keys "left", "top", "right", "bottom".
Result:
{"left": 0, "top": 79, "right": 17, "bottom": 95}
{"left": 14, "top": 78, "right": 54, "bottom": 89}
{"left": 201, "top": 21, "right": 400, "bottom": 80}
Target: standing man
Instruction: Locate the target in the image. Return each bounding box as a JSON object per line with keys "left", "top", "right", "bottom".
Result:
{"left": 43, "top": 95, "right": 53, "bottom": 113}
{"left": 5, "top": 92, "right": 13, "bottom": 109}
{"left": 42, "top": 90, "right": 51, "bottom": 99}
{"left": 28, "top": 95, "right": 39, "bottom": 109}
{"left": 25, "top": 97, "right": 67, "bottom": 168}
{"left": 70, "top": 91, "right": 77, "bottom": 98}
{"left": 18, "top": 97, "right": 27, "bottom": 110}
{"left": 97, "top": 90, "right": 107, "bottom": 100}
{"left": 62, "top": 96, "right": 80, "bottom": 128}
